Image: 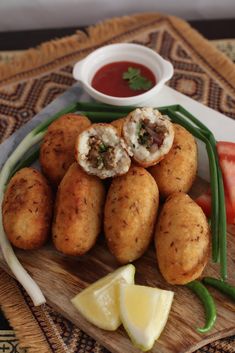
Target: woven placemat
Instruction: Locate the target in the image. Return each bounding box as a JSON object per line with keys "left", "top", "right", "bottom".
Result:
{"left": 0, "top": 13, "right": 235, "bottom": 353}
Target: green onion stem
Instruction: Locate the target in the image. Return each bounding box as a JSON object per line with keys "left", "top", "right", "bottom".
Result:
{"left": 76, "top": 101, "right": 134, "bottom": 113}
{"left": 217, "top": 169, "right": 227, "bottom": 279}
{"left": 178, "top": 105, "right": 212, "bottom": 137}
{"left": 79, "top": 111, "right": 126, "bottom": 122}
{"left": 204, "top": 142, "right": 220, "bottom": 263}
{"left": 76, "top": 101, "right": 179, "bottom": 116}
{"left": 167, "top": 109, "right": 207, "bottom": 140}
{"left": 209, "top": 135, "right": 227, "bottom": 279}
{"left": 0, "top": 130, "right": 46, "bottom": 306}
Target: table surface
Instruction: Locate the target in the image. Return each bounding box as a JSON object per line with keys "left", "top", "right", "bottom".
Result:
{"left": 0, "top": 18, "right": 234, "bottom": 51}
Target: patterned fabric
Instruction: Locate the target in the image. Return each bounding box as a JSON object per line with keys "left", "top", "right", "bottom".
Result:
{"left": 0, "top": 330, "right": 26, "bottom": 353}
{"left": 0, "top": 13, "right": 235, "bottom": 353}
{"left": 212, "top": 39, "right": 235, "bottom": 63}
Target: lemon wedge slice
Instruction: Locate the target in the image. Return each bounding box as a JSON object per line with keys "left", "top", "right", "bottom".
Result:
{"left": 119, "top": 283, "right": 174, "bottom": 351}
{"left": 71, "top": 264, "right": 135, "bottom": 330}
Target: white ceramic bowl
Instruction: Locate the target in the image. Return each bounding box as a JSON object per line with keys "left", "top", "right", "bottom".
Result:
{"left": 73, "top": 43, "right": 174, "bottom": 106}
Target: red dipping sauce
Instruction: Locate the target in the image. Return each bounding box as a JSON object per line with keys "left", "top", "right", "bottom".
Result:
{"left": 91, "top": 61, "right": 156, "bottom": 98}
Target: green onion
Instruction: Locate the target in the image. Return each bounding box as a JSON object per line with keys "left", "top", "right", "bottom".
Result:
{"left": 177, "top": 105, "right": 212, "bottom": 137}
{"left": 217, "top": 174, "right": 227, "bottom": 279}
{"left": 79, "top": 111, "right": 125, "bottom": 122}
{"left": 0, "top": 130, "right": 46, "bottom": 306}
{"left": 76, "top": 101, "right": 178, "bottom": 115}
{"left": 210, "top": 136, "right": 227, "bottom": 278}
{"left": 76, "top": 101, "right": 134, "bottom": 113}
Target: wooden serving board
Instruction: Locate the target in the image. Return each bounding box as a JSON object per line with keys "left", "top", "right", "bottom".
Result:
{"left": 0, "top": 178, "right": 235, "bottom": 353}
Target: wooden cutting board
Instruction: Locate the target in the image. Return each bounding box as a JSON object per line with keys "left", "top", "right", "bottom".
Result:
{"left": 0, "top": 178, "right": 235, "bottom": 353}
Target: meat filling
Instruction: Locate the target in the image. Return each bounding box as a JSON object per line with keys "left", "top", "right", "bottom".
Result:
{"left": 137, "top": 119, "right": 168, "bottom": 153}
{"left": 87, "top": 136, "right": 116, "bottom": 170}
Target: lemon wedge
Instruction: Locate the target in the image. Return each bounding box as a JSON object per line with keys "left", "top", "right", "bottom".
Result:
{"left": 119, "top": 283, "right": 174, "bottom": 351}
{"left": 71, "top": 264, "right": 135, "bottom": 330}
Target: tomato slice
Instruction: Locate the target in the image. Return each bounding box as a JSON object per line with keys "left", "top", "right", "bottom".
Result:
{"left": 217, "top": 141, "right": 235, "bottom": 159}
{"left": 195, "top": 189, "right": 235, "bottom": 225}
{"left": 217, "top": 141, "right": 235, "bottom": 211}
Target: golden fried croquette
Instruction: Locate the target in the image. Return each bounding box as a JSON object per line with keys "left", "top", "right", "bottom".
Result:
{"left": 155, "top": 192, "right": 210, "bottom": 285}
{"left": 111, "top": 117, "right": 126, "bottom": 137}
{"left": 104, "top": 166, "right": 159, "bottom": 264}
{"left": 2, "top": 168, "right": 53, "bottom": 249}
{"left": 123, "top": 108, "right": 174, "bottom": 168}
{"left": 40, "top": 113, "right": 91, "bottom": 185}
{"left": 149, "top": 124, "right": 197, "bottom": 198}
{"left": 52, "top": 163, "right": 105, "bottom": 256}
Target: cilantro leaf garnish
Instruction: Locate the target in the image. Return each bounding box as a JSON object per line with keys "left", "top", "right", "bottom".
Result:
{"left": 122, "top": 67, "right": 153, "bottom": 91}
{"left": 123, "top": 67, "right": 140, "bottom": 80}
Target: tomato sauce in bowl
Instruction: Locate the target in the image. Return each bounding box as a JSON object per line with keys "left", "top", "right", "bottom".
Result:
{"left": 91, "top": 61, "right": 156, "bottom": 98}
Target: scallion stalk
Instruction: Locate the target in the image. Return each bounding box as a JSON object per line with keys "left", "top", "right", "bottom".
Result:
{"left": 218, "top": 173, "right": 227, "bottom": 279}
{"left": 76, "top": 101, "right": 179, "bottom": 116}
{"left": 0, "top": 130, "right": 46, "bottom": 306}
{"left": 177, "top": 105, "right": 212, "bottom": 137}
{"left": 76, "top": 101, "right": 134, "bottom": 113}
{"left": 79, "top": 111, "right": 126, "bottom": 122}
{"left": 209, "top": 135, "right": 227, "bottom": 279}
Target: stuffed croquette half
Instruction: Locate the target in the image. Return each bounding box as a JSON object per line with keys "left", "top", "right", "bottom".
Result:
{"left": 2, "top": 168, "right": 53, "bottom": 249}
{"left": 155, "top": 192, "right": 210, "bottom": 285}
{"left": 75, "top": 124, "right": 131, "bottom": 179}
{"left": 40, "top": 113, "right": 91, "bottom": 185}
{"left": 123, "top": 107, "right": 174, "bottom": 167}
{"left": 52, "top": 163, "right": 105, "bottom": 256}
{"left": 104, "top": 166, "right": 159, "bottom": 264}
{"left": 149, "top": 124, "right": 197, "bottom": 198}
